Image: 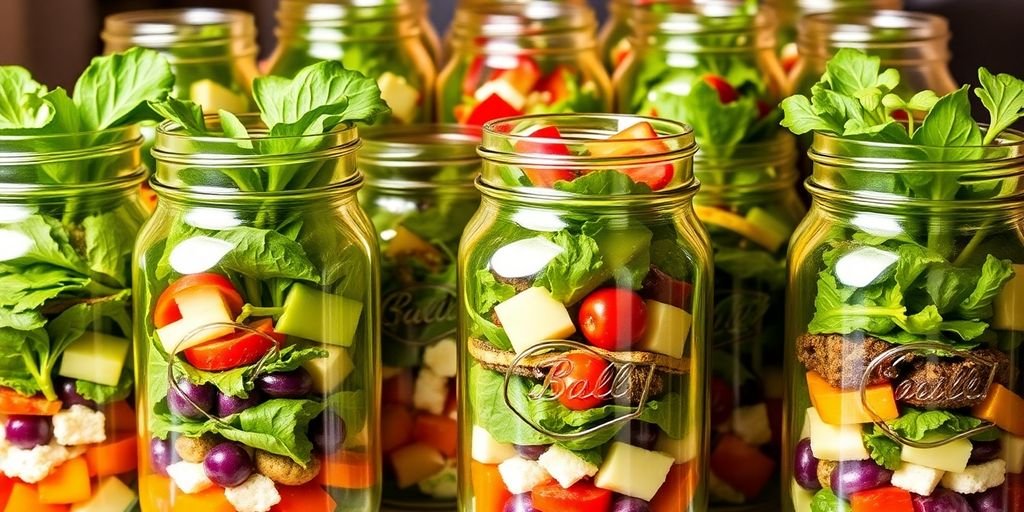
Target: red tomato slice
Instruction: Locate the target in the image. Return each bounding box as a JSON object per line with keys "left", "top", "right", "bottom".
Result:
{"left": 0, "top": 388, "right": 61, "bottom": 416}
{"left": 153, "top": 273, "right": 244, "bottom": 328}
{"left": 532, "top": 481, "right": 612, "bottom": 512}
{"left": 549, "top": 352, "right": 613, "bottom": 411}
{"left": 465, "top": 94, "right": 524, "bottom": 127}
{"left": 182, "top": 318, "right": 283, "bottom": 371}
{"left": 515, "top": 126, "right": 577, "bottom": 187}
{"left": 589, "top": 122, "right": 675, "bottom": 191}
{"left": 702, "top": 74, "right": 739, "bottom": 104}
{"left": 463, "top": 56, "right": 487, "bottom": 97}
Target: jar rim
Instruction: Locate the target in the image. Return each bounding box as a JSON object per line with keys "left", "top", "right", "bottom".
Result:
{"left": 695, "top": 132, "right": 798, "bottom": 167}
{"left": 810, "top": 128, "right": 1024, "bottom": 163}
{"left": 0, "top": 125, "right": 141, "bottom": 163}
{"left": 798, "top": 10, "right": 949, "bottom": 52}
{"left": 359, "top": 124, "right": 482, "bottom": 164}
{"left": 451, "top": 1, "right": 597, "bottom": 39}
{"left": 276, "top": 0, "right": 420, "bottom": 25}
{"left": 102, "top": 8, "right": 257, "bottom": 50}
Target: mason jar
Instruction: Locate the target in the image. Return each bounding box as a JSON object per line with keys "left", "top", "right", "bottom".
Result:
{"left": 357, "top": 125, "right": 482, "bottom": 509}
{"left": 614, "top": 3, "right": 787, "bottom": 129}
{"left": 266, "top": 0, "right": 436, "bottom": 125}
{"left": 459, "top": 114, "right": 710, "bottom": 512}
{"left": 691, "top": 135, "right": 805, "bottom": 510}
{"left": 784, "top": 132, "right": 1024, "bottom": 512}
{"left": 792, "top": 10, "right": 957, "bottom": 97}
{"left": 135, "top": 116, "right": 380, "bottom": 512}
{"left": 0, "top": 128, "right": 147, "bottom": 509}
{"left": 598, "top": 0, "right": 687, "bottom": 73}
{"left": 437, "top": 1, "right": 611, "bottom": 127}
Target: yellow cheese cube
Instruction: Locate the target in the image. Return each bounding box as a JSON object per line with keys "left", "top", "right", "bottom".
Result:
{"left": 378, "top": 72, "right": 421, "bottom": 124}
{"left": 901, "top": 434, "right": 972, "bottom": 473}
{"left": 156, "top": 286, "right": 236, "bottom": 353}
{"left": 654, "top": 431, "right": 698, "bottom": 464}
{"left": 70, "top": 476, "right": 137, "bottom": 512}
{"left": 806, "top": 408, "right": 870, "bottom": 461}
{"left": 494, "top": 287, "right": 576, "bottom": 354}
{"left": 594, "top": 442, "right": 675, "bottom": 501}
{"left": 1002, "top": 432, "right": 1024, "bottom": 474}
{"left": 994, "top": 264, "right": 1024, "bottom": 331}
{"left": 58, "top": 331, "right": 130, "bottom": 387}
{"left": 391, "top": 443, "right": 446, "bottom": 488}
{"left": 304, "top": 345, "right": 354, "bottom": 394}
{"left": 156, "top": 319, "right": 234, "bottom": 354}
{"left": 635, "top": 300, "right": 691, "bottom": 359}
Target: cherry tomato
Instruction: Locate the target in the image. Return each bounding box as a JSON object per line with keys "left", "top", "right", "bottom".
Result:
{"left": 702, "top": 74, "right": 739, "bottom": 104}
{"left": 588, "top": 121, "right": 674, "bottom": 191}
{"left": 0, "top": 387, "right": 61, "bottom": 416}
{"left": 550, "top": 352, "right": 613, "bottom": 411}
{"left": 709, "top": 376, "right": 735, "bottom": 426}
{"left": 515, "top": 126, "right": 577, "bottom": 187}
{"left": 153, "top": 273, "right": 244, "bottom": 328}
{"left": 578, "top": 288, "right": 647, "bottom": 350}
{"left": 532, "top": 481, "right": 612, "bottom": 512}
{"left": 182, "top": 318, "right": 283, "bottom": 371}
{"left": 464, "top": 93, "right": 523, "bottom": 127}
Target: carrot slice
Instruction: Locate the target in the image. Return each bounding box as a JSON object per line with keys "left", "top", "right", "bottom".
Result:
{"left": 973, "top": 383, "right": 1024, "bottom": 436}
{"left": 412, "top": 413, "right": 458, "bottom": 458}
{"left": 807, "top": 371, "right": 898, "bottom": 425}
{"left": 38, "top": 457, "right": 90, "bottom": 504}
{"left": 316, "top": 452, "right": 377, "bottom": 489}
{"left": 86, "top": 434, "right": 138, "bottom": 476}
{"left": 271, "top": 482, "right": 337, "bottom": 511}
{"left": 0, "top": 388, "right": 61, "bottom": 416}
{"left": 103, "top": 400, "right": 138, "bottom": 433}
{"left": 472, "top": 461, "right": 511, "bottom": 512}
{"left": 4, "top": 483, "right": 68, "bottom": 512}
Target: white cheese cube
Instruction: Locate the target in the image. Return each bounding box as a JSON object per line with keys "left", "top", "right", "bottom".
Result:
{"left": 940, "top": 459, "right": 1006, "bottom": 494}
{"left": 494, "top": 288, "right": 576, "bottom": 354}
{"left": 471, "top": 425, "right": 517, "bottom": 464}
{"left": 537, "top": 445, "right": 598, "bottom": 489}
{"left": 993, "top": 264, "right": 1024, "bottom": 331}
{"left": 731, "top": 403, "right": 772, "bottom": 446}
{"left": 0, "top": 442, "right": 78, "bottom": 483}
{"left": 635, "top": 300, "right": 691, "bottom": 359}
{"left": 594, "top": 442, "right": 675, "bottom": 501}
{"left": 1002, "top": 432, "right": 1024, "bottom": 474}
{"left": 423, "top": 338, "right": 458, "bottom": 378}
{"left": 224, "top": 473, "right": 281, "bottom": 512}
{"left": 166, "top": 461, "right": 213, "bottom": 494}
{"left": 71, "top": 476, "right": 138, "bottom": 512}
{"left": 413, "top": 367, "right": 448, "bottom": 415}
{"left": 474, "top": 79, "right": 527, "bottom": 110}
{"left": 157, "top": 285, "right": 236, "bottom": 352}
{"left": 378, "top": 72, "right": 420, "bottom": 124}
{"left": 654, "top": 431, "right": 698, "bottom": 464}
{"left": 303, "top": 345, "right": 353, "bottom": 394}
{"left": 499, "top": 456, "right": 552, "bottom": 494}
{"left": 52, "top": 404, "right": 107, "bottom": 446}
{"left": 806, "top": 408, "right": 870, "bottom": 461}
{"left": 791, "top": 480, "right": 815, "bottom": 512}
{"left": 891, "top": 462, "right": 945, "bottom": 496}
{"left": 901, "top": 435, "right": 972, "bottom": 473}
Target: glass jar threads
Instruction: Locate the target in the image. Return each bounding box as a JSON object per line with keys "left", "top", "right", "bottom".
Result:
{"left": 266, "top": 0, "right": 437, "bottom": 125}
{"left": 135, "top": 116, "right": 380, "bottom": 512}
{"left": 357, "top": 125, "right": 482, "bottom": 508}
{"left": 458, "top": 114, "right": 710, "bottom": 512}
{"left": 437, "top": 1, "right": 611, "bottom": 127}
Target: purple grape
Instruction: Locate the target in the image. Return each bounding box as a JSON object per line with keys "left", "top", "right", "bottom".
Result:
{"left": 167, "top": 379, "right": 215, "bottom": 420}
{"left": 5, "top": 416, "right": 52, "bottom": 449}
{"left": 257, "top": 369, "right": 313, "bottom": 398}
{"left": 150, "top": 437, "right": 174, "bottom": 476}
{"left": 911, "top": 489, "right": 973, "bottom": 512}
{"left": 203, "top": 442, "right": 253, "bottom": 487}
{"left": 970, "top": 439, "right": 1002, "bottom": 463}
{"left": 514, "top": 444, "right": 550, "bottom": 460}
{"left": 830, "top": 459, "right": 892, "bottom": 498}
{"left": 311, "top": 412, "right": 347, "bottom": 455}
{"left": 617, "top": 421, "right": 658, "bottom": 450}
{"left": 55, "top": 377, "right": 97, "bottom": 409}
{"left": 217, "top": 391, "right": 262, "bottom": 417}
{"left": 968, "top": 485, "right": 1004, "bottom": 512}
{"left": 611, "top": 496, "right": 651, "bottom": 512}
{"left": 503, "top": 493, "right": 537, "bottom": 512}
{"left": 794, "top": 438, "right": 821, "bottom": 490}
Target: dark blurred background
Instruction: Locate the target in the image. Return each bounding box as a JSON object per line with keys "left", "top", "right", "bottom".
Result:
{"left": 0, "top": 0, "right": 1019, "bottom": 90}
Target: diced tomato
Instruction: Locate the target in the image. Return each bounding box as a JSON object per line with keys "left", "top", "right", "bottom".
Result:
{"left": 182, "top": 318, "right": 283, "bottom": 371}
{"left": 756, "top": 100, "right": 774, "bottom": 119}
{"left": 780, "top": 43, "right": 801, "bottom": 75}
{"left": 382, "top": 370, "right": 414, "bottom": 406}
{"left": 891, "top": 109, "right": 909, "bottom": 122}
{"left": 710, "top": 434, "right": 775, "bottom": 499}
{"left": 702, "top": 74, "right": 739, "bottom": 104}
{"left": 381, "top": 407, "right": 414, "bottom": 454}
{"left": 0, "top": 475, "right": 14, "bottom": 511}
{"left": 651, "top": 462, "right": 696, "bottom": 512}
{"left": 493, "top": 56, "right": 543, "bottom": 94}
{"left": 153, "top": 273, "right": 244, "bottom": 328}
{"left": 549, "top": 352, "right": 612, "bottom": 411}
{"left": 588, "top": 122, "right": 674, "bottom": 191}
{"left": 412, "top": 413, "right": 458, "bottom": 458}
{"left": 536, "top": 67, "right": 570, "bottom": 103}
{"left": 849, "top": 486, "right": 913, "bottom": 512}
{"left": 465, "top": 94, "right": 524, "bottom": 127}
{"left": 532, "top": 481, "right": 612, "bottom": 512}
{"left": 641, "top": 267, "right": 693, "bottom": 312}
{"left": 271, "top": 482, "right": 337, "bottom": 511}
{"left": 514, "top": 126, "right": 577, "bottom": 187}
{"left": 0, "top": 388, "right": 61, "bottom": 416}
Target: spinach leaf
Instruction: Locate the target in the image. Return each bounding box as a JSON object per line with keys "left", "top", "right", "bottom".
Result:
{"left": 0, "top": 264, "right": 90, "bottom": 313}
{"left": 553, "top": 170, "right": 652, "bottom": 196}
{"left": 148, "top": 96, "right": 207, "bottom": 134}
{"left": 956, "top": 255, "right": 1015, "bottom": 319}
{"left": 912, "top": 86, "right": 982, "bottom": 162}
{"left": 76, "top": 365, "right": 133, "bottom": 405}
{"left": 0, "top": 327, "right": 46, "bottom": 395}
{"left": 73, "top": 47, "right": 174, "bottom": 131}
{"left": 254, "top": 61, "right": 390, "bottom": 132}
{"left": 810, "top": 489, "right": 849, "bottom": 512}
{"left": 176, "top": 344, "right": 327, "bottom": 398}
{"left": 864, "top": 408, "right": 1000, "bottom": 469}
{"left": 83, "top": 211, "right": 136, "bottom": 286}
{"left": 474, "top": 269, "right": 516, "bottom": 316}
{"left": 2, "top": 215, "right": 88, "bottom": 273}
{"left": 212, "top": 227, "right": 321, "bottom": 283}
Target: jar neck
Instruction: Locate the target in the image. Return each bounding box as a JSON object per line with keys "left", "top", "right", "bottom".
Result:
{"left": 358, "top": 124, "right": 481, "bottom": 190}
{"left": 630, "top": 3, "right": 777, "bottom": 53}
{"left": 102, "top": 9, "right": 257, "bottom": 64}
{"left": 275, "top": 0, "right": 424, "bottom": 43}
{"left": 451, "top": 1, "right": 599, "bottom": 54}
{"left": 798, "top": 10, "right": 950, "bottom": 65}
{"left": 694, "top": 135, "right": 799, "bottom": 197}
{"left": 0, "top": 126, "right": 143, "bottom": 186}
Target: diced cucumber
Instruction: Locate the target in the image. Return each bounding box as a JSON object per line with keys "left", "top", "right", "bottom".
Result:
{"left": 58, "top": 331, "right": 130, "bottom": 387}
{"left": 276, "top": 283, "right": 363, "bottom": 346}
{"left": 745, "top": 207, "right": 794, "bottom": 247}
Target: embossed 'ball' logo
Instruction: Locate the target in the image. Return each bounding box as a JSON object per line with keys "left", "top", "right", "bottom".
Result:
{"left": 381, "top": 284, "right": 457, "bottom": 346}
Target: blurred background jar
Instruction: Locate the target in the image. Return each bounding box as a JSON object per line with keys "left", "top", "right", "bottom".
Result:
{"left": 357, "top": 125, "right": 482, "bottom": 510}
{"left": 437, "top": 0, "right": 611, "bottom": 126}
{"left": 598, "top": 0, "right": 698, "bottom": 75}
{"left": 265, "top": 0, "right": 436, "bottom": 125}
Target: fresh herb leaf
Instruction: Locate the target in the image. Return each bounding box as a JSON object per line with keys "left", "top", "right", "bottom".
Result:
{"left": 0, "top": 66, "right": 52, "bottom": 130}
{"left": 553, "top": 170, "right": 652, "bottom": 195}
{"left": 956, "top": 255, "right": 1015, "bottom": 319}
{"left": 73, "top": 47, "right": 174, "bottom": 130}
{"left": 864, "top": 408, "right": 1000, "bottom": 469}
{"left": 211, "top": 227, "right": 321, "bottom": 283}
{"left": 474, "top": 269, "right": 517, "bottom": 316}
{"left": 76, "top": 366, "right": 133, "bottom": 405}
{"left": 148, "top": 96, "right": 207, "bottom": 134}
{"left": 810, "top": 488, "right": 850, "bottom": 512}
{"left": 82, "top": 211, "right": 136, "bottom": 286}
{"left": 177, "top": 344, "right": 328, "bottom": 398}
{"left": 976, "top": 68, "right": 1024, "bottom": 145}
{"left": 912, "top": 86, "right": 982, "bottom": 159}
{"left": 532, "top": 229, "right": 604, "bottom": 304}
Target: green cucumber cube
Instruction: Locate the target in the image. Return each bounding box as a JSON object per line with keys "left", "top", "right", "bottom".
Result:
{"left": 276, "top": 283, "right": 363, "bottom": 346}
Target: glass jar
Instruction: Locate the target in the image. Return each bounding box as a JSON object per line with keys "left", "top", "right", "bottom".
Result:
{"left": 267, "top": 0, "right": 436, "bottom": 125}
{"left": 459, "top": 114, "right": 710, "bottom": 512}
{"left": 0, "top": 128, "right": 147, "bottom": 508}
{"left": 693, "top": 135, "right": 805, "bottom": 510}
{"left": 792, "top": 10, "right": 957, "bottom": 97}
{"left": 135, "top": 116, "right": 380, "bottom": 512}
{"left": 357, "top": 125, "right": 482, "bottom": 509}
{"left": 598, "top": 0, "right": 688, "bottom": 73}
{"left": 437, "top": 1, "right": 611, "bottom": 126}
{"left": 784, "top": 132, "right": 1024, "bottom": 512}
{"left": 614, "top": 3, "right": 787, "bottom": 131}
{"left": 768, "top": 0, "right": 902, "bottom": 69}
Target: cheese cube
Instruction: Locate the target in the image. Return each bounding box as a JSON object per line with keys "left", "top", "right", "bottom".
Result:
{"left": 806, "top": 408, "right": 870, "bottom": 461}
{"left": 471, "top": 425, "right": 517, "bottom": 464}
{"left": 423, "top": 338, "right": 458, "bottom": 378}
{"left": 993, "top": 264, "right": 1024, "bottom": 331}
{"left": 891, "top": 462, "right": 945, "bottom": 496}
{"left": 224, "top": 474, "right": 281, "bottom": 512}
{"left": 940, "top": 459, "right": 1006, "bottom": 494}
{"left": 58, "top": 331, "right": 130, "bottom": 387}
{"left": 413, "top": 368, "right": 448, "bottom": 415}
{"left": 635, "top": 300, "right": 691, "bottom": 359}
{"left": 498, "top": 457, "right": 552, "bottom": 494}
{"left": 731, "top": 403, "right": 772, "bottom": 446}
{"left": 594, "top": 442, "right": 675, "bottom": 501}
{"left": 654, "top": 431, "right": 698, "bottom": 464}
{"left": 901, "top": 435, "right": 972, "bottom": 473}
{"left": 1002, "top": 432, "right": 1024, "bottom": 474}
{"left": 391, "top": 443, "right": 447, "bottom": 488}
{"left": 156, "top": 286, "right": 235, "bottom": 352}
{"left": 71, "top": 476, "right": 137, "bottom": 512}
{"left": 303, "top": 345, "right": 353, "bottom": 394}
{"left": 52, "top": 404, "right": 107, "bottom": 446}
{"left": 537, "top": 445, "right": 598, "bottom": 489}
{"left": 166, "top": 461, "right": 213, "bottom": 494}
{"left": 378, "top": 72, "right": 420, "bottom": 124}
{"left": 791, "top": 480, "right": 815, "bottom": 512}
{"left": 494, "top": 288, "right": 576, "bottom": 354}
